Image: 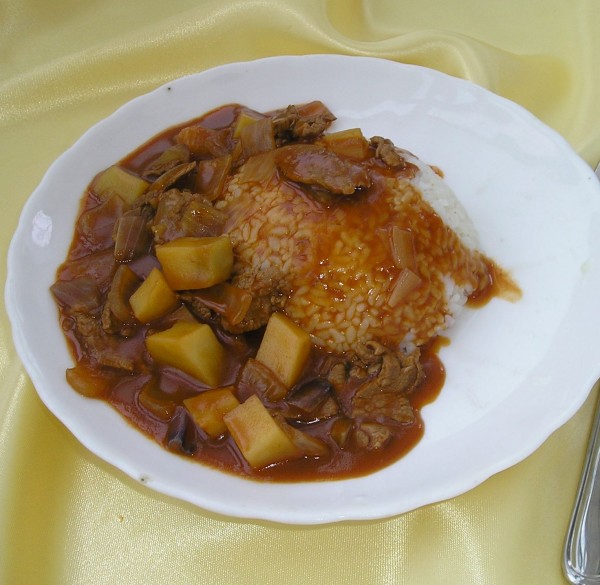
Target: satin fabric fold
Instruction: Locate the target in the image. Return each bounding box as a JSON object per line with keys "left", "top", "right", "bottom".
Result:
{"left": 2, "top": 1, "right": 599, "bottom": 583}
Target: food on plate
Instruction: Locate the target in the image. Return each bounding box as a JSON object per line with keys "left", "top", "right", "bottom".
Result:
{"left": 50, "top": 101, "right": 517, "bottom": 481}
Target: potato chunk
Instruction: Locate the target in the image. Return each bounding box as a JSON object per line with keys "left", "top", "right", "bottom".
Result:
{"left": 233, "top": 110, "right": 264, "bottom": 138}
{"left": 224, "top": 395, "right": 302, "bottom": 468}
{"left": 255, "top": 312, "right": 311, "bottom": 388}
{"left": 184, "top": 387, "right": 240, "bottom": 438}
{"left": 322, "top": 128, "right": 370, "bottom": 160}
{"left": 155, "top": 236, "right": 233, "bottom": 290}
{"left": 146, "top": 321, "right": 225, "bottom": 386}
{"left": 93, "top": 165, "right": 149, "bottom": 205}
{"left": 129, "top": 268, "right": 179, "bottom": 323}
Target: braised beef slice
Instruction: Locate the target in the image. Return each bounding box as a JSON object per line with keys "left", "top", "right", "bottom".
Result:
{"left": 180, "top": 265, "right": 287, "bottom": 335}
{"left": 76, "top": 194, "right": 125, "bottom": 252}
{"left": 353, "top": 421, "right": 393, "bottom": 450}
{"left": 370, "top": 136, "right": 407, "bottom": 169}
{"left": 326, "top": 361, "right": 350, "bottom": 393}
{"left": 275, "top": 144, "right": 371, "bottom": 195}
{"left": 175, "top": 125, "right": 233, "bottom": 158}
{"left": 223, "top": 266, "right": 288, "bottom": 334}
{"left": 70, "top": 313, "right": 140, "bottom": 372}
{"left": 58, "top": 248, "right": 117, "bottom": 290}
{"left": 272, "top": 101, "right": 336, "bottom": 143}
{"left": 151, "top": 189, "right": 226, "bottom": 244}
{"left": 180, "top": 295, "right": 214, "bottom": 323}
{"left": 351, "top": 341, "right": 422, "bottom": 424}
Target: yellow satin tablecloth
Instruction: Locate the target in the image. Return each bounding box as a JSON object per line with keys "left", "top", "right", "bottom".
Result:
{"left": 2, "top": 1, "right": 600, "bottom": 583}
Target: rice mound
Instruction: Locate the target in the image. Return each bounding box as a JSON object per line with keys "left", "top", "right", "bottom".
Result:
{"left": 216, "top": 152, "right": 487, "bottom": 354}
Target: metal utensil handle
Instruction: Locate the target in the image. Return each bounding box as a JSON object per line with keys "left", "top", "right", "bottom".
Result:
{"left": 564, "top": 389, "right": 600, "bottom": 584}
{"left": 562, "top": 163, "right": 600, "bottom": 584}
{"left": 563, "top": 388, "right": 600, "bottom": 585}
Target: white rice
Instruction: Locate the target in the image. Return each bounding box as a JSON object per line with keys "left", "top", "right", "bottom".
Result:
{"left": 215, "top": 153, "right": 487, "bottom": 355}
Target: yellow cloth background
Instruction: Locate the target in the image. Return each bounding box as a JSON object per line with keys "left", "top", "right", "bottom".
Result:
{"left": 2, "top": 0, "right": 600, "bottom": 583}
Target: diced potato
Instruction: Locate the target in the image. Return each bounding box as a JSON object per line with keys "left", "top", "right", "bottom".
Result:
{"left": 223, "top": 395, "right": 302, "bottom": 468}
{"left": 233, "top": 110, "right": 264, "bottom": 138}
{"left": 322, "top": 128, "right": 370, "bottom": 160}
{"left": 146, "top": 321, "right": 225, "bottom": 386}
{"left": 155, "top": 236, "right": 233, "bottom": 290}
{"left": 92, "top": 165, "right": 150, "bottom": 205}
{"left": 129, "top": 268, "right": 179, "bottom": 323}
{"left": 255, "top": 312, "right": 311, "bottom": 388}
{"left": 184, "top": 387, "right": 240, "bottom": 438}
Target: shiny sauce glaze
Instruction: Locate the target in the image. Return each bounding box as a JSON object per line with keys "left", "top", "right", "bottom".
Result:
{"left": 53, "top": 103, "right": 516, "bottom": 482}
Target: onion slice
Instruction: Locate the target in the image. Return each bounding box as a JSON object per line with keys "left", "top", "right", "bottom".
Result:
{"left": 191, "top": 283, "right": 252, "bottom": 326}
{"left": 113, "top": 213, "right": 150, "bottom": 262}
{"left": 50, "top": 276, "right": 102, "bottom": 313}
{"left": 388, "top": 268, "right": 422, "bottom": 307}
{"left": 390, "top": 226, "right": 416, "bottom": 271}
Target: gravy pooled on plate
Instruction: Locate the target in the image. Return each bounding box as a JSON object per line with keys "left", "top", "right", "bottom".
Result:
{"left": 51, "top": 101, "right": 512, "bottom": 481}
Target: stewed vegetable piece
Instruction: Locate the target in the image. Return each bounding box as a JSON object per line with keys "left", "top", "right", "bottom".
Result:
{"left": 49, "top": 100, "right": 481, "bottom": 482}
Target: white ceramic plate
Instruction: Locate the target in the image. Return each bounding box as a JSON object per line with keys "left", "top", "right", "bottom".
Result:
{"left": 6, "top": 55, "right": 600, "bottom": 524}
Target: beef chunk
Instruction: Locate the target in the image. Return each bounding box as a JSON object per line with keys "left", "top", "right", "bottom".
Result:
{"left": 180, "top": 294, "right": 218, "bottom": 323}
{"left": 353, "top": 391, "right": 415, "bottom": 424}
{"left": 57, "top": 248, "right": 117, "bottom": 290}
{"left": 272, "top": 101, "right": 336, "bottom": 143}
{"left": 175, "top": 125, "right": 233, "bottom": 158}
{"left": 224, "top": 266, "right": 289, "bottom": 333}
{"left": 151, "top": 189, "right": 226, "bottom": 244}
{"left": 71, "top": 313, "right": 140, "bottom": 372}
{"left": 353, "top": 421, "right": 393, "bottom": 450}
{"left": 275, "top": 144, "right": 371, "bottom": 195}
{"left": 76, "top": 194, "right": 125, "bottom": 253}
{"left": 351, "top": 341, "right": 422, "bottom": 423}
{"left": 370, "top": 136, "right": 407, "bottom": 169}
{"left": 181, "top": 265, "right": 287, "bottom": 335}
